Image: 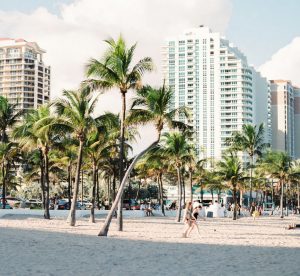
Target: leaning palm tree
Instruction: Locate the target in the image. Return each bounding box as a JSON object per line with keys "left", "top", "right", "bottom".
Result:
{"left": 0, "top": 96, "right": 24, "bottom": 142}
{"left": 98, "top": 84, "right": 189, "bottom": 236}
{"left": 54, "top": 88, "right": 98, "bottom": 226}
{"left": 217, "top": 152, "right": 244, "bottom": 220}
{"left": 228, "top": 123, "right": 268, "bottom": 205}
{"left": 85, "top": 35, "right": 153, "bottom": 231}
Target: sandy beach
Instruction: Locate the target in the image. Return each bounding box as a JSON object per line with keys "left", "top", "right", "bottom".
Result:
{"left": 1, "top": 213, "right": 299, "bottom": 276}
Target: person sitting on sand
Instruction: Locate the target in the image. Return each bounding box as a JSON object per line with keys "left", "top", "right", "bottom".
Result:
{"left": 182, "top": 201, "right": 193, "bottom": 238}
{"left": 286, "top": 223, "right": 300, "bottom": 230}
{"left": 145, "top": 203, "right": 154, "bottom": 216}
{"left": 170, "top": 201, "right": 176, "bottom": 210}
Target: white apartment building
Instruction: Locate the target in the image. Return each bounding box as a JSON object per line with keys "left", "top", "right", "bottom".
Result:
{"left": 0, "top": 38, "right": 50, "bottom": 111}
{"left": 162, "top": 26, "right": 271, "bottom": 163}
{"left": 270, "top": 80, "right": 300, "bottom": 158}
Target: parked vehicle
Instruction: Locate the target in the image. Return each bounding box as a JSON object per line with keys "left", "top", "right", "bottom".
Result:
{"left": 57, "top": 199, "right": 84, "bottom": 210}
{"left": 2, "top": 197, "right": 25, "bottom": 208}
{"left": 123, "top": 199, "right": 140, "bottom": 210}
{"left": 80, "top": 200, "right": 93, "bottom": 210}
{"left": 0, "top": 201, "right": 12, "bottom": 209}
{"left": 27, "top": 199, "right": 43, "bottom": 209}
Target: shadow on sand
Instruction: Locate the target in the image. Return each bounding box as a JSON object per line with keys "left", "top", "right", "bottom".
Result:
{"left": 0, "top": 226, "right": 298, "bottom": 276}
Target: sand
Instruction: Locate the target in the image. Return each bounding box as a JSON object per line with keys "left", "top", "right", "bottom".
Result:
{"left": 0, "top": 212, "right": 299, "bottom": 276}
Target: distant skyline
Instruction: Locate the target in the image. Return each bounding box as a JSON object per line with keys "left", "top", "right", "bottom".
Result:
{"left": 1, "top": 0, "right": 299, "bottom": 151}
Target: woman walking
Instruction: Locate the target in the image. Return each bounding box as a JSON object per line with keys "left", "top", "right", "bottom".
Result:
{"left": 186, "top": 203, "right": 203, "bottom": 237}
{"left": 182, "top": 201, "right": 192, "bottom": 238}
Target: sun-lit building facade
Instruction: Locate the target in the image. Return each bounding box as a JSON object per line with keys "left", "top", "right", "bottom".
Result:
{"left": 162, "top": 26, "right": 271, "bottom": 163}
{"left": 0, "top": 38, "right": 50, "bottom": 111}
{"left": 270, "top": 80, "right": 300, "bottom": 158}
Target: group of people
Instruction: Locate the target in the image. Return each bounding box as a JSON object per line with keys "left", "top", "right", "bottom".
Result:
{"left": 182, "top": 201, "right": 205, "bottom": 238}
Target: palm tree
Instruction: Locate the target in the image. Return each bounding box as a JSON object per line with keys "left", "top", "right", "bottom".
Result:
{"left": 158, "top": 132, "right": 190, "bottom": 222}
{"left": 205, "top": 171, "right": 224, "bottom": 203}
{"left": 14, "top": 105, "right": 58, "bottom": 219}
{"left": 85, "top": 113, "right": 117, "bottom": 223}
{"left": 54, "top": 88, "right": 98, "bottom": 226}
{"left": 217, "top": 152, "right": 244, "bottom": 220}
{"left": 136, "top": 151, "right": 169, "bottom": 216}
{"left": 194, "top": 159, "right": 207, "bottom": 203}
{"left": 0, "top": 96, "right": 24, "bottom": 142}
{"left": 85, "top": 36, "right": 153, "bottom": 231}
{"left": 258, "top": 151, "right": 299, "bottom": 218}
{"left": 98, "top": 84, "right": 189, "bottom": 236}
{"left": 228, "top": 123, "right": 268, "bottom": 205}
{"left": 181, "top": 146, "right": 205, "bottom": 203}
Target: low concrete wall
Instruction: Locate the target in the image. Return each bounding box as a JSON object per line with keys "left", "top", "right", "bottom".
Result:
{"left": 0, "top": 209, "right": 175, "bottom": 219}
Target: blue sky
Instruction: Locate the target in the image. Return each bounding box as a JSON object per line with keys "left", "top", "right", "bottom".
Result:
{"left": 1, "top": 0, "right": 299, "bottom": 66}
{"left": 227, "top": 0, "right": 300, "bottom": 65}
{"left": 0, "top": 0, "right": 73, "bottom": 14}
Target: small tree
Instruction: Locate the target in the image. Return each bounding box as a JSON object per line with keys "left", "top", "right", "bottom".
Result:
{"left": 228, "top": 124, "right": 268, "bottom": 205}
{"left": 217, "top": 152, "right": 244, "bottom": 220}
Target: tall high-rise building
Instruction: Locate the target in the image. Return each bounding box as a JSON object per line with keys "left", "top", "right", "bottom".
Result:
{"left": 0, "top": 38, "right": 50, "bottom": 111}
{"left": 162, "top": 26, "right": 271, "bottom": 163}
{"left": 270, "top": 80, "right": 300, "bottom": 158}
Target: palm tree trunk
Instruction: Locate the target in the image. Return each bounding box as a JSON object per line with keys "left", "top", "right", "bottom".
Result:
{"left": 39, "top": 149, "right": 46, "bottom": 210}
{"left": 117, "top": 91, "right": 127, "bottom": 231}
{"left": 182, "top": 175, "right": 185, "bottom": 206}
{"left": 189, "top": 170, "right": 193, "bottom": 203}
{"left": 2, "top": 163, "right": 6, "bottom": 209}
{"left": 240, "top": 190, "right": 243, "bottom": 206}
{"left": 96, "top": 170, "right": 100, "bottom": 210}
{"left": 249, "top": 155, "right": 254, "bottom": 206}
{"left": 68, "top": 139, "right": 84, "bottom": 226}
{"left": 135, "top": 181, "right": 141, "bottom": 201}
{"left": 98, "top": 139, "right": 159, "bottom": 236}
{"left": 297, "top": 183, "right": 300, "bottom": 209}
{"left": 112, "top": 173, "right": 116, "bottom": 201}
{"left": 176, "top": 166, "right": 182, "bottom": 222}
{"left": 158, "top": 173, "right": 165, "bottom": 216}
{"left": 68, "top": 163, "right": 72, "bottom": 209}
{"left": 44, "top": 150, "right": 50, "bottom": 220}
{"left": 81, "top": 169, "right": 84, "bottom": 206}
{"left": 157, "top": 175, "right": 160, "bottom": 203}
{"left": 285, "top": 183, "right": 289, "bottom": 216}
{"left": 271, "top": 179, "right": 274, "bottom": 203}
{"left": 211, "top": 190, "right": 214, "bottom": 202}
{"left": 200, "top": 180, "right": 204, "bottom": 203}
{"left": 90, "top": 163, "right": 97, "bottom": 223}
{"left": 233, "top": 184, "right": 237, "bottom": 220}
{"left": 280, "top": 179, "right": 284, "bottom": 218}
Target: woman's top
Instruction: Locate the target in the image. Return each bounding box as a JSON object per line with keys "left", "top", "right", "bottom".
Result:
{"left": 183, "top": 207, "right": 192, "bottom": 221}
{"left": 192, "top": 210, "right": 199, "bottom": 220}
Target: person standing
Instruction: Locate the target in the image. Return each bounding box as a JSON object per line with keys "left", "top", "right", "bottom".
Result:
{"left": 250, "top": 202, "right": 256, "bottom": 216}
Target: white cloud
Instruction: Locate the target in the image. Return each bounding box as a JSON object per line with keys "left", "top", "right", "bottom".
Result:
{"left": 259, "top": 37, "right": 300, "bottom": 86}
{"left": 0, "top": 0, "right": 233, "bottom": 152}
